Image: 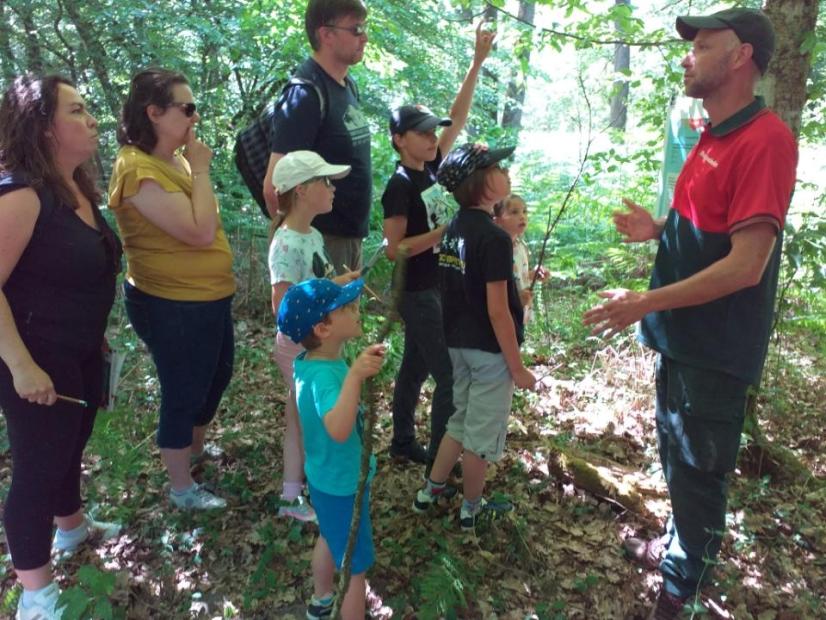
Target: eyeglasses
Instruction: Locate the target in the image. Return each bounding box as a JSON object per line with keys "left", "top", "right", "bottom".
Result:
{"left": 324, "top": 22, "right": 368, "bottom": 37}
{"left": 313, "top": 177, "right": 333, "bottom": 188}
{"left": 169, "top": 102, "right": 197, "bottom": 117}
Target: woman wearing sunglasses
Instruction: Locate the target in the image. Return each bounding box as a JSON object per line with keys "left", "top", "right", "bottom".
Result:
{"left": 108, "top": 69, "right": 235, "bottom": 510}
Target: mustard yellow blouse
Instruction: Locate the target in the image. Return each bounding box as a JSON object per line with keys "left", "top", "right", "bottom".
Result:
{"left": 108, "top": 146, "right": 236, "bottom": 301}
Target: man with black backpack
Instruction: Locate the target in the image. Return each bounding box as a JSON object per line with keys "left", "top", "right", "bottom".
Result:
{"left": 263, "top": 0, "right": 371, "bottom": 273}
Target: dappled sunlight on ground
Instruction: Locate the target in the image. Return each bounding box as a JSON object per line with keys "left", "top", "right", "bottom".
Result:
{"left": 0, "top": 316, "right": 824, "bottom": 617}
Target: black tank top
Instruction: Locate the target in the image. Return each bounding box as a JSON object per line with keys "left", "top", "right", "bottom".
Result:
{"left": 0, "top": 173, "right": 122, "bottom": 354}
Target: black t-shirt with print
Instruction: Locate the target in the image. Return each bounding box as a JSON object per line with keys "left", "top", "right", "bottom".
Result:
{"left": 271, "top": 58, "right": 372, "bottom": 238}
{"left": 381, "top": 150, "right": 442, "bottom": 291}
{"left": 438, "top": 208, "right": 524, "bottom": 352}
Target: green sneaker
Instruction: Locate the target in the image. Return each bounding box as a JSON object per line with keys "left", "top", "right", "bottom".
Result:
{"left": 459, "top": 497, "right": 513, "bottom": 531}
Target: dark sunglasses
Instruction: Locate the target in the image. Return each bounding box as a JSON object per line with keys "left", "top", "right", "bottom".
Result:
{"left": 309, "top": 176, "right": 333, "bottom": 188}
{"left": 324, "top": 22, "right": 367, "bottom": 37}
{"left": 169, "top": 102, "right": 197, "bottom": 117}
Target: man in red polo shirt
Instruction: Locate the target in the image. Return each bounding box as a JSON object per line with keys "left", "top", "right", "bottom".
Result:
{"left": 583, "top": 7, "right": 797, "bottom": 618}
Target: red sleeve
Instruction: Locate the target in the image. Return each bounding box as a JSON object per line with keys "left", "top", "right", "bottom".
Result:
{"left": 728, "top": 116, "right": 797, "bottom": 233}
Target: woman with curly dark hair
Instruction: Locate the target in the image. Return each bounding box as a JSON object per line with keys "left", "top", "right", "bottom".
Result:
{"left": 108, "top": 69, "right": 235, "bottom": 511}
{"left": 0, "top": 75, "right": 122, "bottom": 619}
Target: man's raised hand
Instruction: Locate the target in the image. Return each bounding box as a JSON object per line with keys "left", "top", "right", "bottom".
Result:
{"left": 613, "top": 198, "right": 658, "bottom": 243}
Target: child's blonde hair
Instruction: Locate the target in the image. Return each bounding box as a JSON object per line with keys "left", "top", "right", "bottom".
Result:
{"left": 267, "top": 187, "right": 298, "bottom": 243}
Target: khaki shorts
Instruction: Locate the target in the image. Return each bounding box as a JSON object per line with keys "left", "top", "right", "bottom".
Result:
{"left": 446, "top": 348, "right": 515, "bottom": 462}
{"left": 322, "top": 234, "right": 363, "bottom": 274}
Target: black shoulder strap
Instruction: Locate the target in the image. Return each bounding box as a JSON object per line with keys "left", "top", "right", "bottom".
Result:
{"left": 282, "top": 75, "right": 327, "bottom": 123}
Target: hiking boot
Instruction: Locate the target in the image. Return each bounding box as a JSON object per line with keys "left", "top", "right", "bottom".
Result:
{"left": 52, "top": 514, "right": 121, "bottom": 556}
{"left": 16, "top": 582, "right": 63, "bottom": 620}
{"left": 459, "top": 497, "right": 514, "bottom": 531}
{"left": 278, "top": 495, "right": 317, "bottom": 523}
{"left": 624, "top": 533, "right": 669, "bottom": 570}
{"left": 390, "top": 441, "right": 428, "bottom": 465}
{"left": 412, "top": 483, "right": 458, "bottom": 513}
{"left": 306, "top": 593, "right": 333, "bottom": 620}
{"left": 647, "top": 589, "right": 689, "bottom": 620}
{"left": 170, "top": 483, "right": 227, "bottom": 510}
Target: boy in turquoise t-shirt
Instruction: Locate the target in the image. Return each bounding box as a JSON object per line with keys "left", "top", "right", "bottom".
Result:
{"left": 277, "top": 277, "right": 386, "bottom": 620}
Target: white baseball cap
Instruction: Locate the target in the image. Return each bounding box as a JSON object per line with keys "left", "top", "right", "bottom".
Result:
{"left": 272, "top": 150, "right": 351, "bottom": 194}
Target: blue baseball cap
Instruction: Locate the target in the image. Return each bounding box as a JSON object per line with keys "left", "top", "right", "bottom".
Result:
{"left": 277, "top": 278, "right": 365, "bottom": 343}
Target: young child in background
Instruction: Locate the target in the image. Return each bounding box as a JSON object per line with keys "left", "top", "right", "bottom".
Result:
{"left": 277, "top": 278, "right": 385, "bottom": 620}
{"left": 493, "top": 194, "right": 548, "bottom": 323}
{"left": 268, "top": 151, "right": 359, "bottom": 522}
{"left": 413, "top": 144, "right": 536, "bottom": 530}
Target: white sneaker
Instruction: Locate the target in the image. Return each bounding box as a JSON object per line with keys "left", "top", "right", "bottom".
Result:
{"left": 16, "top": 582, "right": 63, "bottom": 620}
{"left": 278, "top": 495, "right": 317, "bottom": 523}
{"left": 52, "top": 515, "right": 121, "bottom": 555}
{"left": 170, "top": 483, "right": 227, "bottom": 510}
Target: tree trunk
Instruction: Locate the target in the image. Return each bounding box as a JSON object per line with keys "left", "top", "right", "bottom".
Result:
{"left": 761, "top": 0, "right": 819, "bottom": 138}
{"left": 481, "top": 4, "right": 500, "bottom": 127}
{"left": 609, "top": 0, "right": 630, "bottom": 131}
{"left": 0, "top": 0, "right": 18, "bottom": 80}
{"left": 15, "top": 3, "right": 44, "bottom": 74}
{"left": 502, "top": 1, "right": 535, "bottom": 133}
{"left": 62, "top": 0, "right": 121, "bottom": 118}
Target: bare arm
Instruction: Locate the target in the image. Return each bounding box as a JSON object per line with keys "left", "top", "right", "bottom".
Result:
{"left": 487, "top": 280, "right": 535, "bottom": 389}
{"left": 271, "top": 281, "right": 292, "bottom": 317}
{"left": 0, "top": 188, "right": 57, "bottom": 404}
{"left": 583, "top": 223, "right": 778, "bottom": 336}
{"left": 383, "top": 215, "right": 446, "bottom": 260}
{"left": 438, "top": 21, "right": 495, "bottom": 156}
{"left": 263, "top": 152, "right": 285, "bottom": 218}
{"left": 129, "top": 133, "right": 218, "bottom": 247}
{"left": 323, "top": 344, "right": 385, "bottom": 442}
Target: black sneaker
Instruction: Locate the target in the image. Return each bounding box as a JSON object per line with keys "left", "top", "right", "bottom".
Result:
{"left": 459, "top": 497, "right": 514, "bottom": 531}
{"left": 412, "top": 483, "right": 458, "bottom": 512}
{"left": 390, "top": 441, "right": 429, "bottom": 465}
{"left": 306, "top": 594, "right": 333, "bottom": 620}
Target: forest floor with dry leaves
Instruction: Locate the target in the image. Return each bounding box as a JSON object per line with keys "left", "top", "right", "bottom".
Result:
{"left": 1, "top": 290, "right": 824, "bottom": 619}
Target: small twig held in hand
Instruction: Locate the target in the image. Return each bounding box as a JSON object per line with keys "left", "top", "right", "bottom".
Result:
{"left": 56, "top": 393, "right": 88, "bottom": 407}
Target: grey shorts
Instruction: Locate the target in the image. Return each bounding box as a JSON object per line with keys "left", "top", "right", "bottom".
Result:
{"left": 322, "top": 234, "right": 363, "bottom": 274}
{"left": 446, "top": 348, "right": 515, "bottom": 462}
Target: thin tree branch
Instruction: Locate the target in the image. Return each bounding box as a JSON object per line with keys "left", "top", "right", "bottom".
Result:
{"left": 332, "top": 249, "right": 408, "bottom": 619}
{"left": 485, "top": 0, "right": 680, "bottom": 48}
{"left": 531, "top": 71, "right": 594, "bottom": 290}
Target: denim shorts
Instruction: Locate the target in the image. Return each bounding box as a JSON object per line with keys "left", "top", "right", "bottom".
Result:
{"left": 124, "top": 283, "right": 235, "bottom": 449}
{"left": 446, "top": 347, "right": 515, "bottom": 462}
{"left": 308, "top": 483, "right": 374, "bottom": 575}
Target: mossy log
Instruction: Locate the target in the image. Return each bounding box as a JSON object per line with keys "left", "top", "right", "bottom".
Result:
{"left": 739, "top": 406, "right": 824, "bottom": 488}
{"left": 545, "top": 443, "right": 665, "bottom": 525}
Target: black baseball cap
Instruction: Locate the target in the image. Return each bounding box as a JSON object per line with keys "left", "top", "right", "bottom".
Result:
{"left": 437, "top": 143, "right": 515, "bottom": 193}
{"left": 676, "top": 8, "right": 775, "bottom": 74}
{"left": 390, "top": 104, "right": 452, "bottom": 135}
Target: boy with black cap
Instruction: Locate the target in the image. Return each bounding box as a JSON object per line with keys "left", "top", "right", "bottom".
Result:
{"left": 583, "top": 7, "right": 797, "bottom": 618}
{"left": 277, "top": 278, "right": 385, "bottom": 619}
{"left": 412, "top": 143, "right": 536, "bottom": 531}
{"left": 382, "top": 21, "right": 495, "bottom": 468}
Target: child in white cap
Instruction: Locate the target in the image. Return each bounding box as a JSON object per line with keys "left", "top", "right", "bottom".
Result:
{"left": 268, "top": 150, "right": 359, "bottom": 522}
